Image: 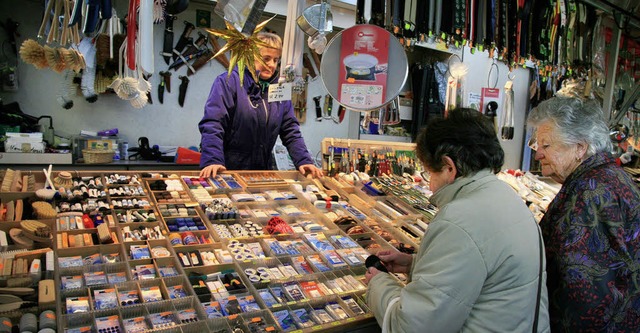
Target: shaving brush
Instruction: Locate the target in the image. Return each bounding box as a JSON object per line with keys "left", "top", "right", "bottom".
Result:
{"left": 19, "top": 39, "right": 48, "bottom": 69}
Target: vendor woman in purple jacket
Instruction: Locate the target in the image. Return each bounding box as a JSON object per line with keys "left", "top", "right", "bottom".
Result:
{"left": 198, "top": 32, "right": 323, "bottom": 178}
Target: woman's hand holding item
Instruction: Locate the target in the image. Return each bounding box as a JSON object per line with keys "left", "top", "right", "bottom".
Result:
{"left": 199, "top": 164, "right": 227, "bottom": 178}
{"left": 298, "top": 164, "right": 324, "bottom": 178}
{"left": 364, "top": 266, "right": 383, "bottom": 284}
{"left": 377, "top": 250, "right": 413, "bottom": 274}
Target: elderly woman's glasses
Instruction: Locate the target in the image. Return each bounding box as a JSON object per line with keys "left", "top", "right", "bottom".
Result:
{"left": 528, "top": 132, "right": 553, "bottom": 152}
{"left": 420, "top": 171, "right": 429, "bottom": 181}
{"left": 527, "top": 129, "right": 539, "bottom": 151}
{"left": 528, "top": 135, "right": 538, "bottom": 151}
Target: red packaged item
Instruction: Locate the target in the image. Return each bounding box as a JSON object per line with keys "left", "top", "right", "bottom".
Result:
{"left": 266, "top": 217, "right": 294, "bottom": 235}
{"left": 82, "top": 214, "right": 95, "bottom": 229}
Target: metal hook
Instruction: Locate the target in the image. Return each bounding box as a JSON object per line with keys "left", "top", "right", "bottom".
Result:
{"left": 445, "top": 53, "right": 463, "bottom": 79}
{"left": 488, "top": 62, "right": 499, "bottom": 89}
{"left": 508, "top": 71, "right": 516, "bottom": 81}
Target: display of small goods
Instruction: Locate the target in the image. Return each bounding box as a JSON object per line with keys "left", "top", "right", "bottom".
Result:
{"left": 237, "top": 172, "right": 288, "bottom": 187}
{"left": 0, "top": 168, "right": 460, "bottom": 332}
{"left": 323, "top": 143, "right": 423, "bottom": 179}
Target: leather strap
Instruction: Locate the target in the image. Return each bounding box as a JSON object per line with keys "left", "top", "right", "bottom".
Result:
{"left": 532, "top": 223, "right": 544, "bottom": 333}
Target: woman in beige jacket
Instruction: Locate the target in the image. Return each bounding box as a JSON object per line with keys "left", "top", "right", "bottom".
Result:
{"left": 365, "top": 109, "right": 550, "bottom": 332}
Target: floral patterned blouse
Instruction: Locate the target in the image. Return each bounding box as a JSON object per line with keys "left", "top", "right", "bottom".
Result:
{"left": 540, "top": 152, "right": 640, "bottom": 332}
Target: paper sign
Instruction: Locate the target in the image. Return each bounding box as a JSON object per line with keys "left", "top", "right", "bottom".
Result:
{"left": 467, "top": 92, "right": 482, "bottom": 111}
{"left": 338, "top": 25, "right": 390, "bottom": 109}
{"left": 268, "top": 83, "right": 292, "bottom": 102}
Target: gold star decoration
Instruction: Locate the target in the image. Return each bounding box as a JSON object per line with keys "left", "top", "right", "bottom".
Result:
{"left": 205, "top": 17, "right": 275, "bottom": 87}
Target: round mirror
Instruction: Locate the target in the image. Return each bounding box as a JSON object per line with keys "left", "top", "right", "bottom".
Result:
{"left": 320, "top": 24, "right": 408, "bottom": 112}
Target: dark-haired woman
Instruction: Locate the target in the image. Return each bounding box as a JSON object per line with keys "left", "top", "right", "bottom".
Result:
{"left": 364, "top": 109, "right": 550, "bottom": 332}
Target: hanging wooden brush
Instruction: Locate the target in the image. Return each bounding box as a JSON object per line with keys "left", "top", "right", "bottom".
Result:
{"left": 108, "top": 38, "right": 127, "bottom": 94}
{"left": 37, "top": 0, "right": 56, "bottom": 39}
{"left": 153, "top": 0, "right": 166, "bottom": 23}
{"left": 44, "top": 46, "right": 66, "bottom": 73}
{"left": 62, "top": 48, "right": 85, "bottom": 72}
{"left": 19, "top": 40, "right": 48, "bottom": 69}
{"left": 46, "top": 0, "right": 64, "bottom": 44}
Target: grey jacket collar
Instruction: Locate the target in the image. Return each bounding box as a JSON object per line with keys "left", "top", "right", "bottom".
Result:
{"left": 429, "top": 169, "right": 495, "bottom": 208}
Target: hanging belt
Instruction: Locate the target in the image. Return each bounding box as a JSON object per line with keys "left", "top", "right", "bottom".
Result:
{"left": 441, "top": 0, "right": 454, "bottom": 35}
{"left": 494, "top": 0, "right": 502, "bottom": 54}
{"left": 549, "top": 0, "right": 561, "bottom": 64}
{"left": 435, "top": 0, "right": 443, "bottom": 34}
{"left": 566, "top": 2, "right": 576, "bottom": 64}
{"left": 486, "top": 0, "right": 495, "bottom": 47}
{"left": 412, "top": 0, "right": 431, "bottom": 38}
{"left": 475, "top": 0, "right": 486, "bottom": 46}
{"left": 507, "top": 0, "right": 517, "bottom": 62}
{"left": 516, "top": 0, "right": 525, "bottom": 59}
{"left": 454, "top": 0, "right": 466, "bottom": 37}
{"left": 576, "top": 3, "right": 585, "bottom": 61}
{"left": 500, "top": 0, "right": 508, "bottom": 58}
{"left": 468, "top": 0, "right": 476, "bottom": 45}
{"left": 428, "top": 0, "right": 436, "bottom": 33}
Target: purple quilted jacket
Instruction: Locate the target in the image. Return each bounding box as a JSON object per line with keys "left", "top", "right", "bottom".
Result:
{"left": 199, "top": 68, "right": 313, "bottom": 170}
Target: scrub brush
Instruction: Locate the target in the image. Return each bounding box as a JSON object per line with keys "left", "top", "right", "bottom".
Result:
{"left": 43, "top": 46, "right": 66, "bottom": 73}
{"left": 56, "top": 70, "right": 75, "bottom": 109}
{"left": 19, "top": 39, "right": 48, "bottom": 69}
{"left": 62, "top": 48, "right": 86, "bottom": 73}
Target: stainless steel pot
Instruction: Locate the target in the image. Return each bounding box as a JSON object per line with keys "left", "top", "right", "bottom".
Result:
{"left": 296, "top": 2, "right": 333, "bottom": 37}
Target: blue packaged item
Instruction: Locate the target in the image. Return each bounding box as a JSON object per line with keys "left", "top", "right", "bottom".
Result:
{"left": 257, "top": 289, "right": 279, "bottom": 307}
{"left": 273, "top": 310, "right": 295, "bottom": 331}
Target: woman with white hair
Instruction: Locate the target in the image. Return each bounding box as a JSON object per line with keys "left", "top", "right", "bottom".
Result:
{"left": 527, "top": 97, "right": 640, "bottom": 332}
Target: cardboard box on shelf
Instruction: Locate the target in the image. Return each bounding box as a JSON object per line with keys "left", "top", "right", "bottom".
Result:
{"left": 4, "top": 132, "right": 45, "bottom": 153}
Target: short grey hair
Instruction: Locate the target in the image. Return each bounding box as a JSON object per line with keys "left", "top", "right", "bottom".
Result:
{"left": 527, "top": 97, "right": 612, "bottom": 156}
{"left": 256, "top": 32, "right": 282, "bottom": 50}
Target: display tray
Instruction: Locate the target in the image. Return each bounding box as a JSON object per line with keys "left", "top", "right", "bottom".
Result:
{"left": 0, "top": 170, "right": 436, "bottom": 332}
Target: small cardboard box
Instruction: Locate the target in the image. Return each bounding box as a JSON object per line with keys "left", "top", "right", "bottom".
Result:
{"left": 4, "top": 132, "right": 45, "bottom": 153}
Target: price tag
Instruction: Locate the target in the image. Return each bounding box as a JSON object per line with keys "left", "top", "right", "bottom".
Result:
{"left": 268, "top": 83, "right": 292, "bottom": 102}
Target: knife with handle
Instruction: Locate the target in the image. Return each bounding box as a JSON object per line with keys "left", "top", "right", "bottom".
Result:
{"left": 338, "top": 105, "right": 347, "bottom": 123}
{"left": 323, "top": 94, "right": 332, "bottom": 119}
{"left": 172, "top": 21, "right": 195, "bottom": 61}
{"left": 178, "top": 76, "right": 190, "bottom": 107}
{"left": 162, "top": 14, "right": 176, "bottom": 65}
{"left": 313, "top": 96, "right": 322, "bottom": 121}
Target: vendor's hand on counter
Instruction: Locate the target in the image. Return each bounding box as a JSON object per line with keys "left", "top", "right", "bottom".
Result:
{"left": 299, "top": 164, "right": 324, "bottom": 178}
{"left": 200, "top": 164, "right": 226, "bottom": 178}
